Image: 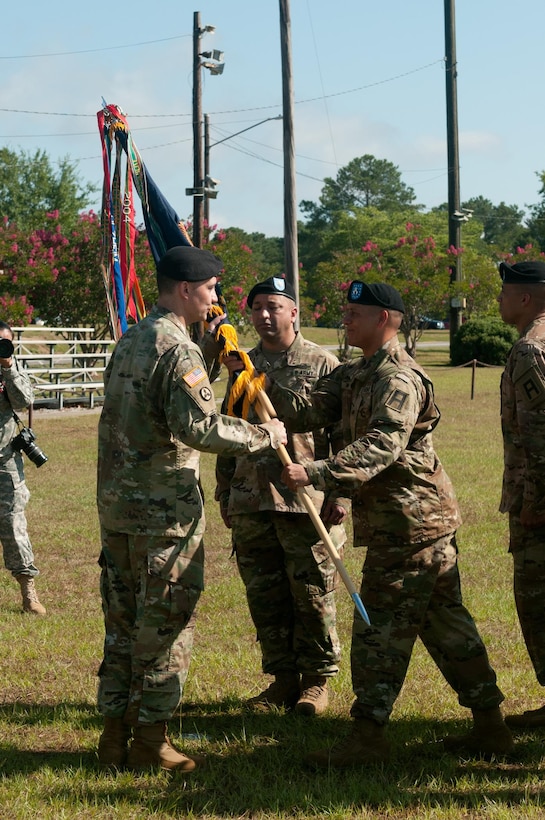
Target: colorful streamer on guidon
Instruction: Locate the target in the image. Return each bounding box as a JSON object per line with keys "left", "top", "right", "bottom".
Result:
{"left": 97, "top": 101, "right": 192, "bottom": 338}
{"left": 97, "top": 101, "right": 262, "bottom": 409}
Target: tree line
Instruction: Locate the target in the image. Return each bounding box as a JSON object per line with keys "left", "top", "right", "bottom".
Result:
{"left": 1, "top": 148, "right": 544, "bottom": 349}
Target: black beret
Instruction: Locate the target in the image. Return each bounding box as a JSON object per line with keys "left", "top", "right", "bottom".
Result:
{"left": 499, "top": 260, "right": 545, "bottom": 284}
{"left": 157, "top": 245, "right": 223, "bottom": 282}
{"left": 247, "top": 276, "right": 296, "bottom": 308}
{"left": 347, "top": 281, "right": 405, "bottom": 314}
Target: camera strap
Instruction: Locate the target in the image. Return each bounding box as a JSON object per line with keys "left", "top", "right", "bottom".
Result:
{"left": 12, "top": 410, "right": 24, "bottom": 430}
{"left": 2, "top": 380, "right": 31, "bottom": 440}
{"left": 3, "top": 386, "right": 24, "bottom": 431}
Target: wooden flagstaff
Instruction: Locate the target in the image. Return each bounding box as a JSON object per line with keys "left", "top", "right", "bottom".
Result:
{"left": 254, "top": 388, "right": 371, "bottom": 625}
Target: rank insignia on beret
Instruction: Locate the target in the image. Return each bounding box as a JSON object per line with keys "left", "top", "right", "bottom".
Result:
{"left": 349, "top": 281, "right": 363, "bottom": 301}
{"left": 183, "top": 366, "right": 206, "bottom": 388}
{"left": 199, "top": 386, "right": 212, "bottom": 402}
{"left": 386, "top": 388, "right": 409, "bottom": 412}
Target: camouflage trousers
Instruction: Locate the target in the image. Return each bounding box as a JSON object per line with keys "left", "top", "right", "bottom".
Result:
{"left": 509, "top": 513, "right": 545, "bottom": 685}
{"left": 97, "top": 527, "right": 204, "bottom": 726}
{"left": 230, "top": 510, "right": 343, "bottom": 677}
{"left": 0, "top": 452, "right": 38, "bottom": 577}
{"left": 350, "top": 532, "right": 504, "bottom": 725}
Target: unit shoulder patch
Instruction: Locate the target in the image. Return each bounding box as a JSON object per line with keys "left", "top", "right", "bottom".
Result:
{"left": 517, "top": 373, "right": 545, "bottom": 407}
{"left": 385, "top": 388, "right": 409, "bottom": 412}
{"left": 512, "top": 349, "right": 545, "bottom": 408}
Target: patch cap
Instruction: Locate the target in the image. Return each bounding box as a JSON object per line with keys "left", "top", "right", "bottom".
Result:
{"left": 157, "top": 245, "right": 223, "bottom": 282}
{"left": 499, "top": 260, "right": 545, "bottom": 284}
{"left": 348, "top": 281, "right": 405, "bottom": 314}
{"left": 247, "top": 276, "right": 296, "bottom": 308}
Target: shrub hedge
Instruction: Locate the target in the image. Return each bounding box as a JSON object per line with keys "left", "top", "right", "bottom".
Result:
{"left": 450, "top": 316, "right": 518, "bottom": 366}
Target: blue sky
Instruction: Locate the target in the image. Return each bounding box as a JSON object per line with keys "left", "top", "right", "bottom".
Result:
{"left": 1, "top": 1, "right": 544, "bottom": 237}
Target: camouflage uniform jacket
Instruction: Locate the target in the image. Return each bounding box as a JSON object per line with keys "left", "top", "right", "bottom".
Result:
{"left": 97, "top": 305, "right": 274, "bottom": 537}
{"left": 0, "top": 360, "right": 34, "bottom": 460}
{"left": 270, "top": 336, "right": 461, "bottom": 546}
{"left": 215, "top": 332, "right": 349, "bottom": 515}
{"left": 500, "top": 316, "right": 545, "bottom": 515}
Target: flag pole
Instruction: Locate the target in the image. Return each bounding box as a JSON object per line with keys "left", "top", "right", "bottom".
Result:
{"left": 254, "top": 389, "right": 371, "bottom": 625}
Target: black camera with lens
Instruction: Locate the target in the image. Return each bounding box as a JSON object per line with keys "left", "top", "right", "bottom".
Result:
{"left": 0, "top": 338, "right": 14, "bottom": 358}
{"left": 12, "top": 426, "right": 48, "bottom": 468}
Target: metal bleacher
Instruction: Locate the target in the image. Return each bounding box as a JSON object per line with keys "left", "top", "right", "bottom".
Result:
{"left": 11, "top": 326, "right": 115, "bottom": 409}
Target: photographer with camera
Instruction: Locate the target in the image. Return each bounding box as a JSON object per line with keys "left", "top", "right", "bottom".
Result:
{"left": 0, "top": 321, "right": 46, "bottom": 615}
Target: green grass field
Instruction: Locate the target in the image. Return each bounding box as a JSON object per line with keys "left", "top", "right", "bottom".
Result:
{"left": 0, "top": 335, "right": 543, "bottom": 819}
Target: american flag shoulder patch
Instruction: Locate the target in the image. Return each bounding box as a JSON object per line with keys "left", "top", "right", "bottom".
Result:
{"left": 183, "top": 366, "right": 207, "bottom": 388}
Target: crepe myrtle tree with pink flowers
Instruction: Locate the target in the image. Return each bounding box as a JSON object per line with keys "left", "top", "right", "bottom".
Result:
{"left": 310, "top": 224, "right": 499, "bottom": 358}
{"left": 0, "top": 212, "right": 274, "bottom": 335}
{"left": 0, "top": 211, "right": 157, "bottom": 334}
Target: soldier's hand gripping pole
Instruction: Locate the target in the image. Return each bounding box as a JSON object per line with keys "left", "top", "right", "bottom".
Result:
{"left": 254, "top": 389, "right": 371, "bottom": 625}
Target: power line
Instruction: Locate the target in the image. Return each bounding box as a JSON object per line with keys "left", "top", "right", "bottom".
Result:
{"left": 0, "top": 33, "right": 191, "bottom": 60}
{"left": 0, "top": 56, "right": 447, "bottom": 183}
{"left": 0, "top": 123, "right": 192, "bottom": 138}
{"left": 0, "top": 107, "right": 191, "bottom": 119}
{"left": 209, "top": 125, "right": 449, "bottom": 183}
{"left": 208, "top": 138, "right": 325, "bottom": 183}
{"left": 0, "top": 58, "right": 443, "bottom": 120}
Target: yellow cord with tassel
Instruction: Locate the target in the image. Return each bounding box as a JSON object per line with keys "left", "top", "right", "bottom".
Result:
{"left": 204, "top": 304, "right": 265, "bottom": 419}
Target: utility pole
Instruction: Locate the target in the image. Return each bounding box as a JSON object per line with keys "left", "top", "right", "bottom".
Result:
{"left": 279, "top": 0, "right": 299, "bottom": 325}
{"left": 204, "top": 113, "right": 211, "bottom": 228}
{"left": 444, "top": 0, "right": 463, "bottom": 346}
{"left": 192, "top": 11, "right": 204, "bottom": 248}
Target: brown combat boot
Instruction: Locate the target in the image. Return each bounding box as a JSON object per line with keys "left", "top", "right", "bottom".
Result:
{"left": 16, "top": 575, "right": 46, "bottom": 615}
{"left": 443, "top": 707, "right": 515, "bottom": 756}
{"left": 126, "top": 722, "right": 198, "bottom": 771}
{"left": 97, "top": 717, "right": 132, "bottom": 768}
{"left": 295, "top": 675, "right": 329, "bottom": 716}
{"left": 505, "top": 704, "right": 545, "bottom": 729}
{"left": 306, "top": 718, "right": 391, "bottom": 768}
{"left": 246, "top": 672, "right": 301, "bottom": 712}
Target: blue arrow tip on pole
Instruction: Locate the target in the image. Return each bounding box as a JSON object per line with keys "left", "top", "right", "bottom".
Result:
{"left": 352, "top": 593, "right": 371, "bottom": 625}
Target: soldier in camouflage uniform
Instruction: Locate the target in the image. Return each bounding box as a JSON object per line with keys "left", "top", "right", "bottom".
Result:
{"left": 497, "top": 260, "right": 545, "bottom": 729}
{"left": 216, "top": 276, "right": 348, "bottom": 716}
{"left": 96, "top": 246, "right": 286, "bottom": 772}
{"left": 274, "top": 281, "right": 513, "bottom": 767}
{"left": 0, "top": 321, "right": 46, "bottom": 616}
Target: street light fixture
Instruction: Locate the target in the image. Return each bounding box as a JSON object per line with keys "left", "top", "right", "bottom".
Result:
{"left": 200, "top": 61, "right": 224, "bottom": 75}
{"left": 203, "top": 114, "right": 283, "bottom": 226}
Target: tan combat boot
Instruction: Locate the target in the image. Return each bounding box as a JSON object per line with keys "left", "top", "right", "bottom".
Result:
{"left": 16, "top": 575, "right": 46, "bottom": 615}
{"left": 306, "top": 718, "right": 391, "bottom": 768}
{"left": 295, "top": 675, "right": 329, "bottom": 716}
{"left": 97, "top": 717, "right": 132, "bottom": 768}
{"left": 443, "top": 707, "right": 515, "bottom": 756}
{"left": 246, "top": 672, "right": 301, "bottom": 712}
{"left": 126, "top": 722, "right": 198, "bottom": 771}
